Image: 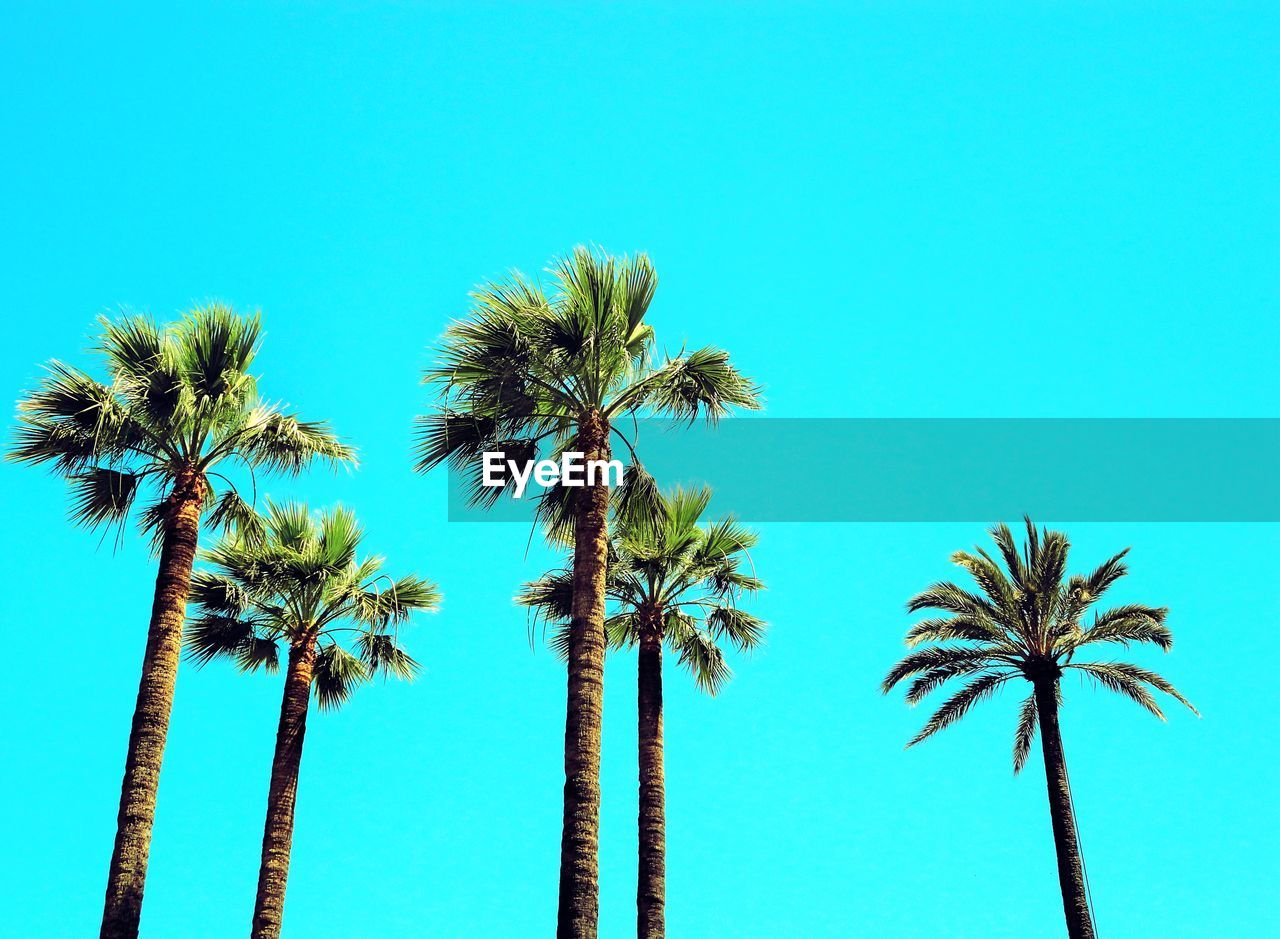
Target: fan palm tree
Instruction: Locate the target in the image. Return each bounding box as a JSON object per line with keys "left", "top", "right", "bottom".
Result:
{"left": 186, "top": 501, "right": 438, "bottom": 939}
{"left": 518, "top": 486, "right": 766, "bottom": 939}
{"left": 883, "top": 520, "right": 1197, "bottom": 939}
{"left": 415, "top": 247, "right": 759, "bottom": 937}
{"left": 8, "top": 306, "right": 353, "bottom": 939}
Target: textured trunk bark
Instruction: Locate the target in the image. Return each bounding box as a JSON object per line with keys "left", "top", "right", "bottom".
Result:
{"left": 251, "top": 635, "right": 317, "bottom": 939}
{"left": 100, "top": 482, "right": 203, "bottom": 939}
{"left": 1035, "top": 681, "right": 1097, "bottom": 939}
{"left": 636, "top": 622, "right": 666, "bottom": 939}
{"left": 557, "top": 411, "right": 611, "bottom": 939}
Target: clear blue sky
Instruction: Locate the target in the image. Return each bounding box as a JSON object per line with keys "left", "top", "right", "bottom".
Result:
{"left": 2, "top": 2, "right": 1277, "bottom": 937}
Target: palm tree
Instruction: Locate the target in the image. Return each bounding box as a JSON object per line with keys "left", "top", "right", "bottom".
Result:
{"left": 186, "top": 501, "right": 439, "bottom": 939}
{"left": 883, "top": 520, "right": 1197, "bottom": 939}
{"left": 518, "top": 486, "right": 766, "bottom": 939}
{"left": 415, "top": 247, "right": 759, "bottom": 937}
{"left": 9, "top": 306, "right": 353, "bottom": 939}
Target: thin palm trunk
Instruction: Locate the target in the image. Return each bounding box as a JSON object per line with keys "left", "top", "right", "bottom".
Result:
{"left": 636, "top": 626, "right": 665, "bottom": 939}
{"left": 557, "top": 411, "right": 611, "bottom": 939}
{"left": 1035, "top": 681, "right": 1096, "bottom": 939}
{"left": 251, "top": 635, "right": 317, "bottom": 939}
{"left": 100, "top": 488, "right": 202, "bottom": 939}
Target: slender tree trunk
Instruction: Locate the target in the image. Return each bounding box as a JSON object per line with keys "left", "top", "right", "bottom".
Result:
{"left": 557, "top": 411, "right": 611, "bottom": 939}
{"left": 100, "top": 483, "right": 204, "bottom": 939}
{"left": 1035, "top": 681, "right": 1097, "bottom": 939}
{"left": 251, "top": 635, "right": 317, "bottom": 939}
{"left": 636, "top": 622, "right": 666, "bottom": 939}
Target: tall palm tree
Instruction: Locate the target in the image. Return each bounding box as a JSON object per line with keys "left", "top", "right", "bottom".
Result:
{"left": 415, "top": 247, "right": 759, "bottom": 937}
{"left": 186, "top": 501, "right": 439, "bottom": 939}
{"left": 883, "top": 520, "right": 1197, "bottom": 939}
{"left": 9, "top": 306, "right": 353, "bottom": 939}
{"left": 518, "top": 486, "right": 766, "bottom": 939}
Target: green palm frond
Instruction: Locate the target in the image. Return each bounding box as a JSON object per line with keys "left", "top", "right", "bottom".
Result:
{"left": 903, "top": 614, "right": 1005, "bottom": 647}
{"left": 1065, "top": 604, "right": 1172, "bottom": 653}
{"left": 611, "top": 348, "right": 761, "bottom": 423}
{"left": 1068, "top": 662, "right": 1198, "bottom": 718}
{"left": 907, "top": 671, "right": 1013, "bottom": 748}
{"left": 515, "top": 569, "right": 575, "bottom": 626}
{"left": 352, "top": 576, "right": 442, "bottom": 628}
{"left": 882, "top": 645, "right": 1003, "bottom": 694}
{"left": 705, "top": 606, "right": 766, "bottom": 652}
{"left": 67, "top": 467, "right": 141, "bottom": 529}
{"left": 903, "top": 657, "right": 993, "bottom": 705}
{"left": 186, "top": 614, "right": 259, "bottom": 669}
{"left": 203, "top": 486, "right": 265, "bottom": 540}
{"left": 356, "top": 632, "right": 420, "bottom": 681}
{"left": 672, "top": 625, "right": 731, "bottom": 696}
{"left": 612, "top": 459, "right": 662, "bottom": 531}
{"left": 313, "top": 643, "right": 370, "bottom": 711}
{"left": 237, "top": 410, "right": 354, "bottom": 473}
{"left": 1012, "top": 692, "right": 1039, "bottom": 774}
{"left": 907, "top": 582, "right": 999, "bottom": 620}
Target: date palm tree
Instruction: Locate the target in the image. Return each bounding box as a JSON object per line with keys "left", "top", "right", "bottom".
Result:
{"left": 415, "top": 247, "right": 758, "bottom": 937}
{"left": 8, "top": 305, "right": 353, "bottom": 939}
{"left": 518, "top": 486, "right": 766, "bottom": 939}
{"left": 186, "top": 501, "right": 439, "bottom": 939}
{"left": 883, "top": 520, "right": 1197, "bottom": 939}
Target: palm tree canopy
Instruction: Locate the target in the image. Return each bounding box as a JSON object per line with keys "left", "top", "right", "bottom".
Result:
{"left": 883, "top": 519, "right": 1197, "bottom": 771}
{"left": 413, "top": 247, "right": 760, "bottom": 531}
{"left": 186, "top": 501, "right": 439, "bottom": 709}
{"left": 517, "top": 486, "right": 766, "bottom": 694}
{"left": 9, "top": 304, "right": 354, "bottom": 543}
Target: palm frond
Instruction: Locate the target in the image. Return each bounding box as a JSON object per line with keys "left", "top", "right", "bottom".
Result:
{"left": 705, "top": 606, "right": 766, "bottom": 652}
{"left": 673, "top": 626, "right": 732, "bottom": 695}
{"left": 1012, "top": 691, "right": 1039, "bottom": 774}
{"left": 312, "top": 643, "right": 371, "bottom": 711}
{"left": 356, "top": 632, "right": 421, "bottom": 680}
{"left": 883, "top": 645, "right": 1003, "bottom": 694}
{"left": 615, "top": 347, "right": 760, "bottom": 422}
{"left": 1069, "top": 662, "right": 1198, "bottom": 718}
{"left": 236, "top": 409, "right": 354, "bottom": 474}
{"left": 1068, "top": 604, "right": 1172, "bottom": 652}
{"left": 185, "top": 614, "right": 257, "bottom": 669}
{"left": 67, "top": 467, "right": 141, "bottom": 530}
{"left": 907, "top": 671, "right": 1012, "bottom": 747}
{"left": 204, "top": 486, "right": 265, "bottom": 540}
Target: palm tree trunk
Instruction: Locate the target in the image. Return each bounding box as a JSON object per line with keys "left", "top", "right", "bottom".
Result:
{"left": 1035, "top": 681, "right": 1097, "bottom": 939}
{"left": 251, "top": 635, "right": 317, "bottom": 939}
{"left": 100, "top": 486, "right": 203, "bottom": 939}
{"left": 557, "top": 411, "right": 611, "bottom": 939}
{"left": 636, "top": 625, "right": 666, "bottom": 939}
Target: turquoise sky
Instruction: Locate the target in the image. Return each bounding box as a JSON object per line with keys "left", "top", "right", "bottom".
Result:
{"left": 2, "top": 3, "right": 1277, "bottom": 937}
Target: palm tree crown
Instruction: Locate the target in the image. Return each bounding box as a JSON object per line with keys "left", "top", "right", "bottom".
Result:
{"left": 883, "top": 519, "right": 1197, "bottom": 770}
{"left": 187, "top": 502, "right": 439, "bottom": 703}
{"left": 11, "top": 304, "right": 353, "bottom": 538}
{"left": 414, "top": 246, "right": 760, "bottom": 523}
{"left": 519, "top": 486, "right": 767, "bottom": 689}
